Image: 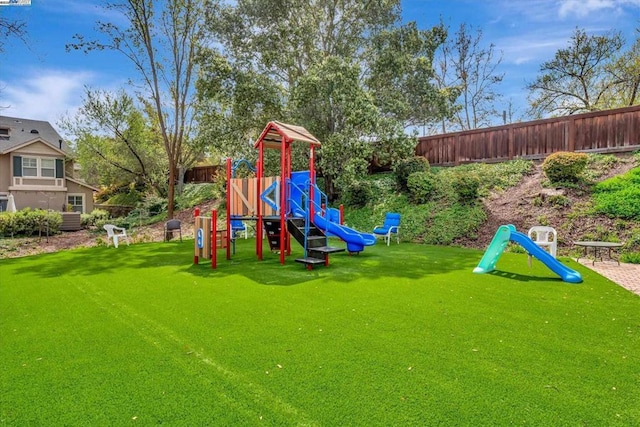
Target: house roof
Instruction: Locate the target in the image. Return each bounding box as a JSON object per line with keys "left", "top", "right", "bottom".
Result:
{"left": 0, "top": 115, "right": 69, "bottom": 155}
{"left": 66, "top": 176, "right": 99, "bottom": 192}
{"left": 254, "top": 121, "right": 321, "bottom": 150}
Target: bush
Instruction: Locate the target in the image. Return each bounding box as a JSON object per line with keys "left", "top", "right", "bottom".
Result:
{"left": 620, "top": 252, "right": 640, "bottom": 264}
{"left": 341, "top": 180, "right": 373, "bottom": 208}
{"left": 81, "top": 209, "right": 110, "bottom": 227}
{"left": 593, "top": 167, "right": 640, "bottom": 220}
{"left": 139, "top": 193, "right": 168, "bottom": 216}
{"left": 0, "top": 208, "right": 62, "bottom": 237}
{"left": 407, "top": 171, "right": 438, "bottom": 204}
{"left": 450, "top": 171, "right": 481, "bottom": 203}
{"left": 542, "top": 152, "right": 588, "bottom": 183}
{"left": 394, "top": 157, "right": 430, "bottom": 190}
{"left": 175, "top": 183, "right": 219, "bottom": 210}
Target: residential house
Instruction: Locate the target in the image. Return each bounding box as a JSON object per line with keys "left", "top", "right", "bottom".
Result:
{"left": 0, "top": 115, "right": 98, "bottom": 214}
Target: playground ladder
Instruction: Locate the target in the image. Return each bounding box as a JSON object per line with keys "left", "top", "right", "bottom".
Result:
{"left": 287, "top": 217, "right": 344, "bottom": 269}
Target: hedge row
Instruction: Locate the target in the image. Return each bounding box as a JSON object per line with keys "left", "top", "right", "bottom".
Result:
{"left": 0, "top": 209, "right": 63, "bottom": 237}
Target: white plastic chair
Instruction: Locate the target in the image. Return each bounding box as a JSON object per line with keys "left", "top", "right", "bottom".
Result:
{"left": 103, "top": 224, "right": 131, "bottom": 248}
{"left": 528, "top": 226, "right": 557, "bottom": 258}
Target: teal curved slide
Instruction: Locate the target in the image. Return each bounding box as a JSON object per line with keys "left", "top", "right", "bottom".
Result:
{"left": 474, "top": 224, "right": 582, "bottom": 283}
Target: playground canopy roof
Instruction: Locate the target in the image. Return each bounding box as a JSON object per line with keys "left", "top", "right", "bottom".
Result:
{"left": 254, "top": 121, "right": 321, "bottom": 150}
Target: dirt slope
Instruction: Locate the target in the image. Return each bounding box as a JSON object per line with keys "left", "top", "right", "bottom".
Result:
{"left": 457, "top": 160, "right": 638, "bottom": 251}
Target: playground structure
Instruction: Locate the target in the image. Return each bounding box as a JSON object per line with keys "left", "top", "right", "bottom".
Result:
{"left": 194, "top": 121, "right": 376, "bottom": 269}
{"left": 474, "top": 224, "right": 582, "bottom": 283}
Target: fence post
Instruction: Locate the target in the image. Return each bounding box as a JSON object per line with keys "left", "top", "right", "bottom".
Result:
{"left": 508, "top": 126, "right": 514, "bottom": 160}
{"left": 568, "top": 117, "right": 575, "bottom": 152}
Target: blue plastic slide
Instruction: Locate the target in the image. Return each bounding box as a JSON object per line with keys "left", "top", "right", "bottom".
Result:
{"left": 312, "top": 212, "right": 377, "bottom": 253}
{"left": 474, "top": 224, "right": 582, "bottom": 283}
{"left": 288, "top": 170, "right": 376, "bottom": 253}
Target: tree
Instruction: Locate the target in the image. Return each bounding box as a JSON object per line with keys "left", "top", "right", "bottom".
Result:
{"left": 194, "top": 47, "right": 284, "bottom": 161}
{"left": 0, "top": 15, "right": 27, "bottom": 53}
{"left": 367, "top": 21, "right": 457, "bottom": 130}
{"left": 59, "top": 89, "right": 166, "bottom": 190}
{"left": 434, "top": 23, "right": 504, "bottom": 132}
{"left": 604, "top": 27, "right": 640, "bottom": 107}
{"left": 67, "top": 0, "right": 206, "bottom": 219}
{"left": 527, "top": 28, "right": 624, "bottom": 117}
{"left": 200, "top": 0, "right": 452, "bottom": 197}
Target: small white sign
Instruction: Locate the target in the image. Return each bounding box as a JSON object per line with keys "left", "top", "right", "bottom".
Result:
{"left": 0, "top": 0, "right": 31, "bottom": 5}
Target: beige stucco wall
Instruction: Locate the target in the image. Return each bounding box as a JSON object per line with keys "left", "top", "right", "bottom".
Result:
{"left": 12, "top": 190, "right": 66, "bottom": 212}
{"left": 0, "top": 154, "right": 9, "bottom": 192}
{"left": 15, "top": 140, "right": 62, "bottom": 156}
{"left": 66, "top": 180, "right": 96, "bottom": 213}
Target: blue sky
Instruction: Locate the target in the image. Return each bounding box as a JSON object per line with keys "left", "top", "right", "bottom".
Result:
{"left": 1, "top": 0, "right": 639, "bottom": 129}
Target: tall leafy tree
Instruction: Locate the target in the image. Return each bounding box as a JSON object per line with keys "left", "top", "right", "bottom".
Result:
{"left": 368, "top": 21, "right": 457, "bottom": 130}
{"left": 67, "top": 0, "right": 206, "bottom": 219}
{"left": 60, "top": 89, "right": 166, "bottom": 190}
{"left": 526, "top": 28, "right": 625, "bottom": 117}
{"left": 199, "top": 0, "right": 451, "bottom": 197}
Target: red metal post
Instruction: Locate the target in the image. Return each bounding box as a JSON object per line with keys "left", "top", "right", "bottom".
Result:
{"left": 257, "top": 151, "right": 263, "bottom": 261}
{"left": 339, "top": 204, "right": 344, "bottom": 225}
{"left": 279, "top": 138, "right": 287, "bottom": 264}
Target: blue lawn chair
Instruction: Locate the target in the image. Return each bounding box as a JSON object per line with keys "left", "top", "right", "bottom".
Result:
{"left": 373, "top": 213, "right": 401, "bottom": 246}
{"left": 230, "top": 217, "right": 248, "bottom": 239}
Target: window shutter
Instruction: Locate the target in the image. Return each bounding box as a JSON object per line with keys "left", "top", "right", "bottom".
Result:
{"left": 13, "top": 156, "right": 22, "bottom": 177}
{"left": 55, "top": 159, "right": 64, "bottom": 178}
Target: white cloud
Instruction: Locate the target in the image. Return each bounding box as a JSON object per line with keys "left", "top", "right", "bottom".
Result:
{"left": 0, "top": 69, "right": 94, "bottom": 126}
{"left": 557, "top": 0, "right": 639, "bottom": 18}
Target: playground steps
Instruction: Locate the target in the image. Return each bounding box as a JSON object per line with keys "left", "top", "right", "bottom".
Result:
{"left": 287, "top": 218, "right": 345, "bottom": 268}
{"left": 262, "top": 217, "right": 287, "bottom": 251}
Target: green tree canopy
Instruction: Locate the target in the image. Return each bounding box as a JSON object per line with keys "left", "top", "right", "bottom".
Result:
{"left": 60, "top": 89, "right": 166, "bottom": 191}
{"left": 526, "top": 28, "right": 630, "bottom": 117}
{"left": 198, "top": 0, "right": 453, "bottom": 198}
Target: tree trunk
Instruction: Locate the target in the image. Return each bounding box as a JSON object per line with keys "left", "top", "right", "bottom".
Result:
{"left": 167, "top": 164, "right": 176, "bottom": 220}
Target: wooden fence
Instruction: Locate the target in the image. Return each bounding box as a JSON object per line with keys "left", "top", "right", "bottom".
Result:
{"left": 415, "top": 105, "right": 640, "bottom": 166}
{"left": 184, "top": 165, "right": 221, "bottom": 183}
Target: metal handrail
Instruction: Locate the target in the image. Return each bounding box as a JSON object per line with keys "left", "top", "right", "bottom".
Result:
{"left": 286, "top": 178, "right": 310, "bottom": 256}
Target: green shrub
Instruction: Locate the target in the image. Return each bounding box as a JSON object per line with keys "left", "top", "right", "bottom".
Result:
{"left": 542, "top": 152, "right": 588, "bottom": 183}
{"left": 0, "top": 208, "right": 62, "bottom": 237}
{"left": 394, "top": 157, "right": 430, "bottom": 190}
{"left": 620, "top": 252, "right": 640, "bottom": 264}
{"left": 593, "top": 167, "right": 640, "bottom": 220}
{"left": 341, "top": 180, "right": 373, "bottom": 208}
{"left": 407, "top": 171, "right": 438, "bottom": 204}
{"left": 107, "top": 191, "right": 141, "bottom": 206}
{"left": 139, "top": 193, "right": 168, "bottom": 216}
{"left": 548, "top": 194, "right": 571, "bottom": 208}
{"left": 450, "top": 171, "right": 481, "bottom": 203}
{"left": 175, "top": 183, "right": 220, "bottom": 210}
{"left": 81, "top": 209, "right": 110, "bottom": 227}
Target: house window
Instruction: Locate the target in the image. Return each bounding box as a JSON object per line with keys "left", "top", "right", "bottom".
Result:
{"left": 0, "top": 127, "right": 9, "bottom": 139}
{"left": 67, "top": 195, "right": 84, "bottom": 213}
{"left": 23, "top": 157, "right": 38, "bottom": 177}
{"left": 41, "top": 158, "right": 55, "bottom": 178}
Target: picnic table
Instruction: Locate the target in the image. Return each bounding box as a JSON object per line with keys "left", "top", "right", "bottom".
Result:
{"left": 574, "top": 241, "right": 623, "bottom": 265}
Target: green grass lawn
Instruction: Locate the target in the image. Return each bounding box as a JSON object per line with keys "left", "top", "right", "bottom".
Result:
{"left": 1, "top": 239, "right": 639, "bottom": 425}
